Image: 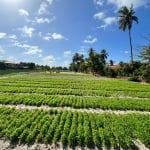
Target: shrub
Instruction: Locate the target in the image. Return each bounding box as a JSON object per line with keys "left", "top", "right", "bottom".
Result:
{"left": 128, "top": 76, "right": 141, "bottom": 82}
{"left": 142, "top": 64, "right": 150, "bottom": 83}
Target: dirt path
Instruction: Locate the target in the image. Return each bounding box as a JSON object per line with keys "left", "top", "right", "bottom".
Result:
{"left": 0, "top": 92, "right": 150, "bottom": 100}
{"left": 0, "top": 139, "right": 149, "bottom": 150}
{"left": 133, "top": 139, "right": 150, "bottom": 150}
{"left": 0, "top": 104, "right": 150, "bottom": 115}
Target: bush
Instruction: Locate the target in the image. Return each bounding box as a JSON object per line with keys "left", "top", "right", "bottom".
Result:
{"left": 128, "top": 76, "right": 141, "bottom": 82}
{"left": 142, "top": 64, "right": 150, "bottom": 83}
{"left": 105, "top": 67, "right": 117, "bottom": 78}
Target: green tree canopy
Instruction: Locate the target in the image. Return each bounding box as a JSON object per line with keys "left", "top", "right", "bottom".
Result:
{"left": 139, "top": 46, "right": 150, "bottom": 63}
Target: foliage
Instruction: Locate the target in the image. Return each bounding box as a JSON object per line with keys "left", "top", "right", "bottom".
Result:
{"left": 69, "top": 53, "right": 84, "bottom": 72}
{"left": 0, "top": 76, "right": 150, "bottom": 110}
{"left": 88, "top": 48, "right": 108, "bottom": 75}
{"left": 118, "top": 4, "right": 138, "bottom": 63}
{"left": 128, "top": 76, "right": 141, "bottom": 82}
{"left": 69, "top": 48, "right": 108, "bottom": 75}
{"left": 0, "top": 107, "right": 150, "bottom": 149}
{"left": 0, "top": 73, "right": 150, "bottom": 148}
{"left": 0, "top": 61, "right": 6, "bottom": 70}
{"left": 142, "top": 64, "right": 150, "bottom": 83}
{"left": 139, "top": 45, "right": 150, "bottom": 63}
{"left": 116, "top": 61, "right": 144, "bottom": 78}
{"left": 105, "top": 67, "right": 117, "bottom": 78}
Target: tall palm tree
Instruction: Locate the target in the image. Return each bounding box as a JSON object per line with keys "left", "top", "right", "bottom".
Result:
{"left": 100, "top": 49, "right": 108, "bottom": 65}
{"left": 109, "top": 59, "right": 114, "bottom": 66}
{"left": 118, "top": 4, "right": 138, "bottom": 63}
{"left": 88, "top": 48, "right": 96, "bottom": 74}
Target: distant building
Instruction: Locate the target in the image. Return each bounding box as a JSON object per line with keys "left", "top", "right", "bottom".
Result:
{"left": 3, "top": 60, "right": 17, "bottom": 69}
{"left": 109, "top": 65, "right": 120, "bottom": 70}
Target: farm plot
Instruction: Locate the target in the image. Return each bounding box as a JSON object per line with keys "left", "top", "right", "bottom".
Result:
{"left": 0, "top": 76, "right": 150, "bottom": 98}
{"left": 0, "top": 107, "right": 150, "bottom": 149}
{"left": 0, "top": 72, "right": 150, "bottom": 149}
{"left": 0, "top": 93, "right": 150, "bottom": 111}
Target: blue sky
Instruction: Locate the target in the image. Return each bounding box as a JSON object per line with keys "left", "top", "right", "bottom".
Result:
{"left": 0, "top": 0, "right": 150, "bottom": 67}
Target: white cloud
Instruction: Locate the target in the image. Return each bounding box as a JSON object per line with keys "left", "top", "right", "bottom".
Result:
{"left": 43, "top": 33, "right": 51, "bottom": 40}
{"left": 42, "top": 55, "right": 56, "bottom": 65}
{"left": 124, "top": 50, "right": 129, "bottom": 54}
{"left": 107, "top": 0, "right": 149, "bottom": 9}
{"left": 38, "top": 0, "right": 54, "bottom": 15}
{"left": 43, "top": 55, "right": 55, "bottom": 62}
{"left": 38, "top": 2, "right": 48, "bottom": 15}
{"left": 94, "top": 12, "right": 105, "bottom": 20}
{"left": 43, "top": 32, "right": 66, "bottom": 40}
{"left": 51, "top": 33, "right": 65, "bottom": 40}
{"left": 0, "top": 33, "right": 17, "bottom": 41}
{"left": 24, "top": 46, "right": 42, "bottom": 55}
{"left": 34, "top": 16, "right": 55, "bottom": 24}
{"left": 94, "top": 0, "right": 104, "bottom": 6}
{"left": 8, "top": 35, "right": 17, "bottom": 40}
{"left": 0, "top": 47, "right": 5, "bottom": 54}
{"left": 13, "top": 41, "right": 42, "bottom": 56}
{"left": 84, "top": 35, "right": 98, "bottom": 44}
{"left": 18, "top": 26, "right": 35, "bottom": 37}
{"left": 38, "top": 32, "right": 42, "bottom": 37}
{"left": 46, "top": 0, "right": 54, "bottom": 5}
{"left": 13, "top": 41, "right": 25, "bottom": 48}
{"left": 93, "top": 12, "right": 105, "bottom": 20}
{"left": 0, "top": 32, "right": 7, "bottom": 39}
{"left": 64, "top": 50, "right": 72, "bottom": 57}
{"left": 18, "top": 9, "right": 29, "bottom": 17}
{"left": 43, "top": 36, "right": 51, "bottom": 40}
{"left": 100, "top": 17, "right": 117, "bottom": 28}
{"left": 94, "top": 11, "right": 116, "bottom": 28}
{"left": 35, "top": 17, "right": 50, "bottom": 24}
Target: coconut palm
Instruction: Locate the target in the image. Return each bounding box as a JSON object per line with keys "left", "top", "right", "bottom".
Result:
{"left": 100, "top": 49, "right": 108, "bottom": 65}
{"left": 118, "top": 4, "right": 138, "bottom": 63}
{"left": 72, "top": 53, "right": 84, "bottom": 64}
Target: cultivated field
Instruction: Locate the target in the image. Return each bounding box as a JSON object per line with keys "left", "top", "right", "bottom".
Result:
{"left": 0, "top": 71, "right": 150, "bottom": 150}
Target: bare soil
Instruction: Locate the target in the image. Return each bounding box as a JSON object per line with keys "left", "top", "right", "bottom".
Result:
{"left": 0, "top": 139, "right": 149, "bottom": 150}
{"left": 0, "top": 104, "right": 150, "bottom": 115}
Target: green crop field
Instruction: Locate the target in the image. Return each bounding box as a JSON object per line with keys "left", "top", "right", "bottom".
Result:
{"left": 0, "top": 71, "right": 150, "bottom": 149}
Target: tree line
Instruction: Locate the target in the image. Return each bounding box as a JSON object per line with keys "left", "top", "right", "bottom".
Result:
{"left": 69, "top": 46, "right": 150, "bottom": 83}
{"left": 69, "top": 48, "right": 108, "bottom": 76}
{"left": 0, "top": 61, "right": 68, "bottom": 72}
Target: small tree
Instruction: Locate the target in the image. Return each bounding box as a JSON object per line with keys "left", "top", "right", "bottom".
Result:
{"left": 88, "top": 48, "right": 108, "bottom": 75}
{"left": 138, "top": 38, "right": 150, "bottom": 83}
{"left": 0, "top": 61, "right": 6, "bottom": 70}
{"left": 70, "top": 53, "right": 84, "bottom": 72}
{"left": 142, "top": 64, "right": 150, "bottom": 83}
{"left": 139, "top": 45, "right": 150, "bottom": 63}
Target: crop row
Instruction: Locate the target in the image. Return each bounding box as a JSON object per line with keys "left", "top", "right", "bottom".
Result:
{"left": 0, "top": 85, "right": 150, "bottom": 98}
{"left": 0, "top": 107, "right": 149, "bottom": 149}
{"left": 0, "top": 77, "right": 149, "bottom": 92}
{"left": 0, "top": 94, "right": 150, "bottom": 111}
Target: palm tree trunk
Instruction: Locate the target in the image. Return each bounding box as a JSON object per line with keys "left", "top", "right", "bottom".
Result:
{"left": 129, "top": 29, "right": 133, "bottom": 63}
